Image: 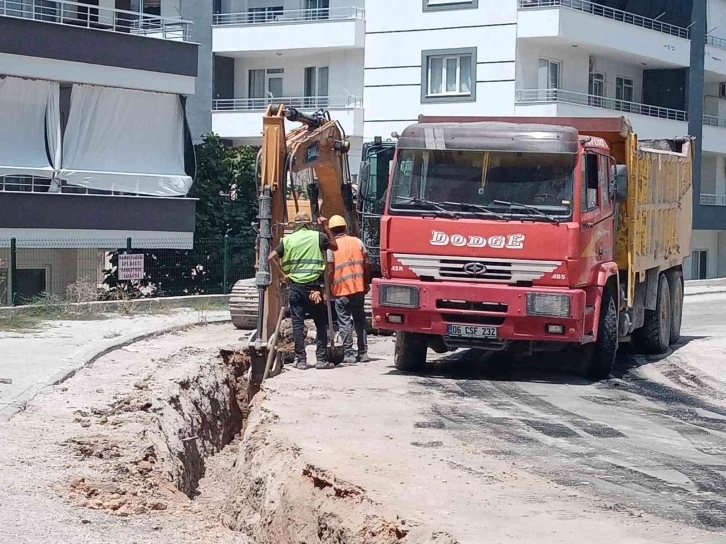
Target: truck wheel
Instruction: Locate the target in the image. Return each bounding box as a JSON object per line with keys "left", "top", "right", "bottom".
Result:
{"left": 393, "top": 331, "right": 428, "bottom": 373}
{"left": 582, "top": 289, "right": 618, "bottom": 380}
{"left": 668, "top": 272, "right": 683, "bottom": 345}
{"left": 633, "top": 274, "right": 671, "bottom": 355}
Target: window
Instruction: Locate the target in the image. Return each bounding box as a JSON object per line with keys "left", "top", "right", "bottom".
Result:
{"left": 130, "top": 0, "right": 161, "bottom": 16}
{"left": 423, "top": 0, "right": 478, "bottom": 12}
{"left": 598, "top": 155, "right": 611, "bottom": 208}
{"left": 538, "top": 58, "right": 561, "bottom": 101}
{"left": 305, "top": 0, "right": 330, "bottom": 19}
{"left": 421, "top": 48, "right": 477, "bottom": 103}
{"left": 248, "top": 68, "right": 284, "bottom": 108}
{"left": 691, "top": 250, "right": 708, "bottom": 279}
{"left": 588, "top": 72, "right": 604, "bottom": 107}
{"left": 304, "top": 66, "right": 329, "bottom": 107}
{"left": 581, "top": 154, "right": 600, "bottom": 212}
{"left": 615, "top": 77, "right": 634, "bottom": 112}
{"left": 389, "top": 150, "right": 575, "bottom": 219}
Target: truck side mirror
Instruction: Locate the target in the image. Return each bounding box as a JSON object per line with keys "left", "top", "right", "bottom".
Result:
{"left": 611, "top": 164, "right": 628, "bottom": 202}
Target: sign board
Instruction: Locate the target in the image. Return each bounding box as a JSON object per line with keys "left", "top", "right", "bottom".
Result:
{"left": 118, "top": 254, "right": 144, "bottom": 281}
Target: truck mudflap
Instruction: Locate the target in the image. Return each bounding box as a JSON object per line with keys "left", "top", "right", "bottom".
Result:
{"left": 372, "top": 279, "right": 590, "bottom": 344}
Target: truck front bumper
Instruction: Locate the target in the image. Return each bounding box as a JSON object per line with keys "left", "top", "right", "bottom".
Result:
{"left": 372, "top": 279, "right": 589, "bottom": 344}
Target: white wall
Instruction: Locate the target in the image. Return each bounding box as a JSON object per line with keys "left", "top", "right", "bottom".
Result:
{"left": 162, "top": 0, "right": 182, "bottom": 18}
{"left": 232, "top": 50, "right": 364, "bottom": 98}
{"left": 685, "top": 230, "right": 721, "bottom": 279}
{"left": 709, "top": 0, "right": 726, "bottom": 40}
{"left": 363, "top": 0, "right": 517, "bottom": 140}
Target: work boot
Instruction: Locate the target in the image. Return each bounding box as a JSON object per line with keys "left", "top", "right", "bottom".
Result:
{"left": 294, "top": 359, "right": 308, "bottom": 370}
{"left": 357, "top": 353, "right": 370, "bottom": 363}
{"left": 315, "top": 360, "right": 335, "bottom": 370}
{"left": 343, "top": 355, "right": 357, "bottom": 365}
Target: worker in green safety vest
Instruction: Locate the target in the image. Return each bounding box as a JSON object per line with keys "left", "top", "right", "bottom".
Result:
{"left": 268, "top": 211, "right": 338, "bottom": 370}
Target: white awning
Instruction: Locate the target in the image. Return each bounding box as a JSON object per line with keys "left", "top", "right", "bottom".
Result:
{"left": 59, "top": 85, "right": 192, "bottom": 196}
{"left": 0, "top": 77, "right": 60, "bottom": 178}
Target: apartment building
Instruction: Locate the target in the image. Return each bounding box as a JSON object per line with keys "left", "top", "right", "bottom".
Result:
{"left": 0, "top": 0, "right": 199, "bottom": 301}
{"left": 200, "top": 0, "right": 726, "bottom": 279}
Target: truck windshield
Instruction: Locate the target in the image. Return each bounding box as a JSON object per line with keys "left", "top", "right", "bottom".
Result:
{"left": 389, "top": 149, "right": 576, "bottom": 219}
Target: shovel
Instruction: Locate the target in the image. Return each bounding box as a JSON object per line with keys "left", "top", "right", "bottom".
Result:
{"left": 323, "top": 272, "right": 344, "bottom": 365}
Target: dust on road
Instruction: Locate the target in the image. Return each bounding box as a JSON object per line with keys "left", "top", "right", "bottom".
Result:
{"left": 0, "top": 295, "right": 725, "bottom": 543}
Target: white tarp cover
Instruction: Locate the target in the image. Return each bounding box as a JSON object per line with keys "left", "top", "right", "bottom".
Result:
{"left": 59, "top": 85, "right": 192, "bottom": 196}
{"left": 0, "top": 77, "right": 60, "bottom": 178}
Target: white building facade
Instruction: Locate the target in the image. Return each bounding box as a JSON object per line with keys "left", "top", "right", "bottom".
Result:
{"left": 208, "top": 0, "right": 726, "bottom": 279}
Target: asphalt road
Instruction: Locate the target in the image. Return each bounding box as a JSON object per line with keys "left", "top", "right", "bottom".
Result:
{"left": 397, "top": 292, "right": 726, "bottom": 535}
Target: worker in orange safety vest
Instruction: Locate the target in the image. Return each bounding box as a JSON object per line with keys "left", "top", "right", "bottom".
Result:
{"left": 327, "top": 215, "right": 371, "bottom": 364}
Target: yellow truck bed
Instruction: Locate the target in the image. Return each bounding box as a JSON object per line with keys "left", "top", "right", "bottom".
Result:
{"left": 617, "top": 134, "right": 693, "bottom": 305}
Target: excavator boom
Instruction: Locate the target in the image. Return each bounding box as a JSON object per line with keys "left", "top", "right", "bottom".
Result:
{"left": 233, "top": 105, "right": 355, "bottom": 398}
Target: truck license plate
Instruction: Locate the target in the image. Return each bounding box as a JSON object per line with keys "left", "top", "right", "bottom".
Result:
{"left": 447, "top": 324, "right": 498, "bottom": 339}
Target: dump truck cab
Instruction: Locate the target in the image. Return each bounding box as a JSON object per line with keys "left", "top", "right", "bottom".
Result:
{"left": 372, "top": 117, "right": 692, "bottom": 379}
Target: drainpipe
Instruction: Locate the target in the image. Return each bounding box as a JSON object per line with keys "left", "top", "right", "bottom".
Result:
{"left": 689, "top": 0, "right": 706, "bottom": 223}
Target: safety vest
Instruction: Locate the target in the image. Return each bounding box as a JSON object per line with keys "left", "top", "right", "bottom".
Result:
{"left": 331, "top": 235, "right": 366, "bottom": 297}
{"left": 281, "top": 229, "right": 325, "bottom": 284}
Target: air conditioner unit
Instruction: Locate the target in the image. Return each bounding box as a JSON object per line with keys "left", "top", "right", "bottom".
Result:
{"left": 720, "top": 82, "right": 726, "bottom": 98}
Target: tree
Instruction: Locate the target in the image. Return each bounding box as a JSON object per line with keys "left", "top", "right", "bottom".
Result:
{"left": 189, "top": 134, "right": 259, "bottom": 239}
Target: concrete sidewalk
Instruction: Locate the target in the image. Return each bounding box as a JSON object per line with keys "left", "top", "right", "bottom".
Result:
{"left": 0, "top": 309, "right": 233, "bottom": 423}
{"left": 685, "top": 277, "right": 726, "bottom": 296}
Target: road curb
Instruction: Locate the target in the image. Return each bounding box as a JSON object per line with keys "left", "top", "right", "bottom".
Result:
{"left": 685, "top": 289, "right": 726, "bottom": 297}
{"left": 0, "top": 316, "right": 233, "bottom": 424}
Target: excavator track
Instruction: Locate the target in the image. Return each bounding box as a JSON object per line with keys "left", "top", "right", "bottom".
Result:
{"left": 230, "top": 278, "right": 373, "bottom": 330}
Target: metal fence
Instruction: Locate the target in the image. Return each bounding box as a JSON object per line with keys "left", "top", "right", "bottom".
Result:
{"left": 515, "top": 89, "right": 689, "bottom": 122}
{"left": 517, "top": 0, "right": 689, "bottom": 39}
{"left": 0, "top": 0, "right": 192, "bottom": 41}
{"left": 0, "top": 236, "right": 257, "bottom": 306}
{"left": 212, "top": 6, "right": 364, "bottom": 26}
{"left": 213, "top": 95, "right": 364, "bottom": 112}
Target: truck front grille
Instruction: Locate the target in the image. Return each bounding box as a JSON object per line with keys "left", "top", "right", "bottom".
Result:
{"left": 394, "top": 254, "right": 562, "bottom": 284}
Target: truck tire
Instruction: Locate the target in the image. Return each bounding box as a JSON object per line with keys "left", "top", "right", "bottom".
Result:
{"left": 668, "top": 272, "right": 683, "bottom": 345}
{"left": 633, "top": 274, "right": 671, "bottom": 355}
{"left": 393, "top": 331, "right": 428, "bottom": 373}
{"left": 581, "top": 288, "right": 618, "bottom": 380}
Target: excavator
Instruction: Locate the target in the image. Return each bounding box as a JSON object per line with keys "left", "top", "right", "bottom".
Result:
{"left": 234, "top": 104, "right": 358, "bottom": 397}
{"left": 229, "top": 119, "right": 396, "bottom": 331}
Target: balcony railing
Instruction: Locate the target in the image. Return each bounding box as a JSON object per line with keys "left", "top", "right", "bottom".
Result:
{"left": 518, "top": 0, "right": 689, "bottom": 39}
{"left": 0, "top": 176, "right": 158, "bottom": 197}
{"left": 213, "top": 6, "right": 364, "bottom": 27}
{"left": 704, "top": 115, "right": 726, "bottom": 128}
{"left": 0, "top": 0, "right": 192, "bottom": 41}
{"left": 213, "top": 96, "right": 364, "bottom": 112}
{"left": 700, "top": 193, "right": 726, "bottom": 207}
{"left": 707, "top": 35, "right": 726, "bottom": 51}
{"left": 516, "top": 89, "right": 688, "bottom": 122}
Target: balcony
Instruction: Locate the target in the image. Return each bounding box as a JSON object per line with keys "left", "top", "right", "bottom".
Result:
{"left": 0, "top": 0, "right": 197, "bottom": 94}
{"left": 515, "top": 88, "right": 726, "bottom": 154}
{"left": 212, "top": 96, "right": 364, "bottom": 139}
{"left": 0, "top": 0, "right": 192, "bottom": 41}
{"left": 700, "top": 194, "right": 726, "bottom": 207}
{"left": 517, "top": 0, "right": 691, "bottom": 67}
{"left": 212, "top": 7, "right": 365, "bottom": 55}
{"left": 516, "top": 88, "right": 687, "bottom": 120}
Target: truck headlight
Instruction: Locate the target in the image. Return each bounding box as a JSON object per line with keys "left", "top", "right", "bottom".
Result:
{"left": 379, "top": 285, "right": 420, "bottom": 309}
{"left": 526, "top": 293, "right": 571, "bottom": 318}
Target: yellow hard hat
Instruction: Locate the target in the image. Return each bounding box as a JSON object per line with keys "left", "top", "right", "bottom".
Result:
{"left": 329, "top": 215, "right": 347, "bottom": 229}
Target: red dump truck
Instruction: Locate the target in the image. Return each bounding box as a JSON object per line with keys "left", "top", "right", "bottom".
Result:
{"left": 371, "top": 116, "right": 693, "bottom": 379}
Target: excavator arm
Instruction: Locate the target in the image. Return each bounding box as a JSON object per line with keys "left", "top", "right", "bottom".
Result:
{"left": 241, "top": 104, "right": 355, "bottom": 398}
